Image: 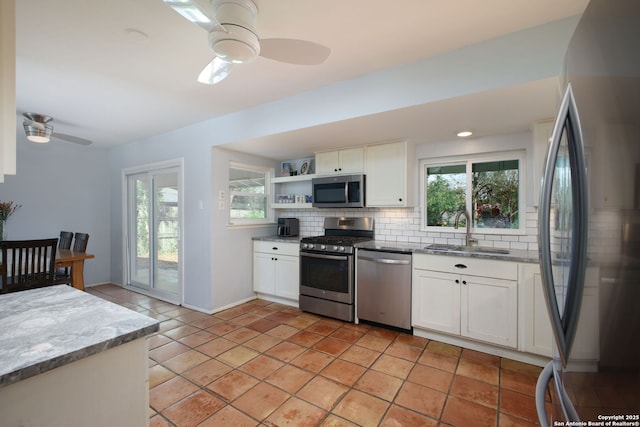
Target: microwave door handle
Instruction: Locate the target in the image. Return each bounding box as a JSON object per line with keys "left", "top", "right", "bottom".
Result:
{"left": 344, "top": 182, "right": 349, "bottom": 203}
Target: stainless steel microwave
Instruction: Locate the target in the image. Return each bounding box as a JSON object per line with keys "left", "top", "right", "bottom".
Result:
{"left": 312, "top": 174, "right": 365, "bottom": 208}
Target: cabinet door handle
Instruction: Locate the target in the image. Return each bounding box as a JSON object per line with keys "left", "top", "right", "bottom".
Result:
{"left": 454, "top": 264, "right": 467, "bottom": 269}
{"left": 455, "top": 279, "right": 460, "bottom": 284}
{"left": 272, "top": 247, "right": 278, "bottom": 250}
{"left": 462, "top": 280, "right": 467, "bottom": 285}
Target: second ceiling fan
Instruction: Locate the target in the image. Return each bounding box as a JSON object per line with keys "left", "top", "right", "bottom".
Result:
{"left": 163, "top": 0, "right": 331, "bottom": 84}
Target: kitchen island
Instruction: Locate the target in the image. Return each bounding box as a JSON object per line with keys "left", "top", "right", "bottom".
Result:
{"left": 0, "top": 285, "right": 159, "bottom": 427}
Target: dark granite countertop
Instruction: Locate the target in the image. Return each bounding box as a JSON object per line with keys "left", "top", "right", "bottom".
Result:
{"left": 252, "top": 235, "right": 302, "bottom": 243}
{"left": 0, "top": 285, "right": 159, "bottom": 389}
{"left": 355, "top": 240, "right": 540, "bottom": 263}
{"left": 253, "top": 236, "right": 539, "bottom": 263}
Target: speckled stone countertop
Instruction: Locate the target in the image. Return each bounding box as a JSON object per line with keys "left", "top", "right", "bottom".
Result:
{"left": 355, "top": 240, "right": 540, "bottom": 263}
{"left": 0, "top": 285, "right": 159, "bottom": 389}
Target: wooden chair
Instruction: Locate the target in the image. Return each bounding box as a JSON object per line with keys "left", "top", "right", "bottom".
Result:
{"left": 1, "top": 238, "right": 58, "bottom": 294}
{"left": 59, "top": 231, "right": 74, "bottom": 249}
{"left": 54, "top": 231, "right": 74, "bottom": 282}
{"left": 73, "top": 233, "right": 89, "bottom": 252}
{"left": 54, "top": 232, "right": 90, "bottom": 285}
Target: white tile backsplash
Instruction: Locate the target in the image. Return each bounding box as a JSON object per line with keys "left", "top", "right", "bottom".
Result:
{"left": 278, "top": 205, "right": 542, "bottom": 251}
{"left": 285, "top": 205, "right": 628, "bottom": 256}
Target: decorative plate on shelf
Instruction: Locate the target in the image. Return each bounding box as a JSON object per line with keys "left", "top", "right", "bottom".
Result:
{"left": 300, "top": 159, "right": 311, "bottom": 175}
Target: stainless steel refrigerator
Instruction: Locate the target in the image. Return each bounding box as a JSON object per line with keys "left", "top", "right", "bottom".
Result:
{"left": 536, "top": 0, "right": 640, "bottom": 424}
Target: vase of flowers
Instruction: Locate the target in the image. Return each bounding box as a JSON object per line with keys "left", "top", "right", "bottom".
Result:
{"left": 0, "top": 201, "right": 21, "bottom": 240}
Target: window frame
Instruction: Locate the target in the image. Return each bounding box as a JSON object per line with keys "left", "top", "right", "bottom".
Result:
{"left": 227, "top": 161, "right": 273, "bottom": 226}
{"left": 419, "top": 150, "right": 525, "bottom": 235}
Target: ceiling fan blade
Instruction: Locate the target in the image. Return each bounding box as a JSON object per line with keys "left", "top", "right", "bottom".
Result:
{"left": 259, "top": 38, "right": 331, "bottom": 65}
{"left": 162, "top": 0, "right": 224, "bottom": 32}
{"left": 197, "top": 57, "right": 234, "bottom": 85}
{"left": 52, "top": 133, "right": 93, "bottom": 146}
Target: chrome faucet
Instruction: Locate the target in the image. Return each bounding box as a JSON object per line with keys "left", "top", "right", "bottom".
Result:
{"left": 454, "top": 210, "right": 475, "bottom": 247}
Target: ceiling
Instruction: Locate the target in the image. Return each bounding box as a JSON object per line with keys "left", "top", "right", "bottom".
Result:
{"left": 15, "top": 0, "right": 588, "bottom": 156}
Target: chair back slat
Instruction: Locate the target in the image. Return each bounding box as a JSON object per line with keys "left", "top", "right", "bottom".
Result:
{"left": 1, "top": 238, "right": 58, "bottom": 294}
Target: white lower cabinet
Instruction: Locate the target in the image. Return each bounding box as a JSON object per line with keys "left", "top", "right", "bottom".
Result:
{"left": 253, "top": 241, "right": 299, "bottom": 303}
{"left": 521, "top": 264, "right": 554, "bottom": 356}
{"left": 412, "top": 254, "right": 518, "bottom": 348}
{"left": 521, "top": 263, "right": 599, "bottom": 363}
{"left": 413, "top": 269, "right": 461, "bottom": 335}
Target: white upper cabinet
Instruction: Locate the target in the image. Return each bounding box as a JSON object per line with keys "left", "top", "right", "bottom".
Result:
{"left": 315, "top": 147, "right": 364, "bottom": 175}
{"left": 365, "top": 141, "right": 414, "bottom": 207}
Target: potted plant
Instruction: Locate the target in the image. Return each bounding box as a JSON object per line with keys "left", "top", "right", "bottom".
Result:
{"left": 0, "top": 201, "right": 21, "bottom": 240}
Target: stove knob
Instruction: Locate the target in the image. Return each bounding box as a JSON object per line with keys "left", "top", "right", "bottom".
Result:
{"left": 319, "top": 244, "right": 326, "bottom": 250}
{"left": 338, "top": 246, "right": 345, "bottom": 252}
{"left": 332, "top": 245, "right": 338, "bottom": 251}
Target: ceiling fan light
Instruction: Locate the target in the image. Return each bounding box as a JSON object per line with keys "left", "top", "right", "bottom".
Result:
{"left": 23, "top": 123, "right": 53, "bottom": 143}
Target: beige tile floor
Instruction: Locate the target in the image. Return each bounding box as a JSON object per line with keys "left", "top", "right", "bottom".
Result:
{"left": 87, "top": 284, "right": 546, "bottom": 427}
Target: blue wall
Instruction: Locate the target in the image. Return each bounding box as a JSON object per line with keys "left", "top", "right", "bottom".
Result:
{"left": 0, "top": 137, "right": 111, "bottom": 285}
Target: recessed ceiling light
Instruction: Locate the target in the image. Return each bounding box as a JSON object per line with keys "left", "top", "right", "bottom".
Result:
{"left": 457, "top": 131, "right": 473, "bottom": 137}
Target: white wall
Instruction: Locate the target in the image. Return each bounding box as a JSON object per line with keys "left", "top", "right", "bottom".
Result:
{"left": 209, "top": 147, "right": 279, "bottom": 310}
{"left": 108, "top": 129, "right": 214, "bottom": 310}
{"left": 0, "top": 137, "right": 111, "bottom": 285}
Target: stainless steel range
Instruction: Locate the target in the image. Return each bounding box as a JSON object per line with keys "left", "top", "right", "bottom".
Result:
{"left": 299, "top": 217, "right": 374, "bottom": 322}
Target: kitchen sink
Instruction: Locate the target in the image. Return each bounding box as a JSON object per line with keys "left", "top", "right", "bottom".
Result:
{"left": 425, "top": 243, "right": 510, "bottom": 255}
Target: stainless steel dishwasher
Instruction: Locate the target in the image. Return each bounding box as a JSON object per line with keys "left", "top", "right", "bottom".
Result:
{"left": 356, "top": 249, "right": 412, "bottom": 330}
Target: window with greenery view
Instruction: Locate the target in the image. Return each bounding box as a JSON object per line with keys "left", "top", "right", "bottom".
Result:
{"left": 421, "top": 153, "right": 523, "bottom": 232}
{"left": 228, "top": 163, "right": 272, "bottom": 224}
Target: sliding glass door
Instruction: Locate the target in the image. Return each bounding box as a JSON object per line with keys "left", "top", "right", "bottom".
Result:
{"left": 125, "top": 163, "right": 182, "bottom": 303}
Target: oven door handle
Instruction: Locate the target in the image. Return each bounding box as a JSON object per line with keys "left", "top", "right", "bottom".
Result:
{"left": 301, "top": 252, "right": 349, "bottom": 262}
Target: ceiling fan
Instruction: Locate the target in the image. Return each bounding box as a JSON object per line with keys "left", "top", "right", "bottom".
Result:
{"left": 22, "top": 113, "right": 93, "bottom": 146}
{"left": 163, "top": 0, "right": 331, "bottom": 84}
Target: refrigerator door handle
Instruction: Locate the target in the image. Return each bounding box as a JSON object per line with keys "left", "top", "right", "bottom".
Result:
{"left": 535, "top": 361, "right": 554, "bottom": 427}
{"left": 536, "top": 360, "right": 581, "bottom": 427}
{"left": 538, "top": 83, "right": 590, "bottom": 367}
